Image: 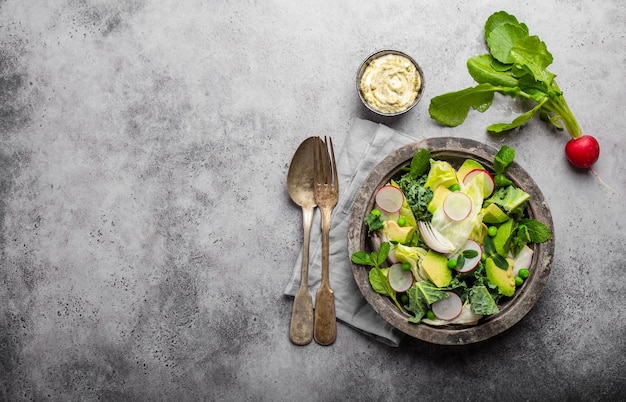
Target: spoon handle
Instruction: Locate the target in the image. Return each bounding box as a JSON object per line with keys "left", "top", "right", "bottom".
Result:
{"left": 289, "top": 206, "right": 315, "bottom": 345}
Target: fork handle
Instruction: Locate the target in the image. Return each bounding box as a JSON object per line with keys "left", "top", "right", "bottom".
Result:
{"left": 314, "top": 206, "right": 336, "bottom": 345}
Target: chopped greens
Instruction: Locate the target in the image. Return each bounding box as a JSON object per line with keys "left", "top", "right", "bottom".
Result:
{"left": 397, "top": 174, "right": 433, "bottom": 223}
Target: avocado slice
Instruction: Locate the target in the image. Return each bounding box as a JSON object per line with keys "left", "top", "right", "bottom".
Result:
{"left": 493, "top": 219, "right": 514, "bottom": 256}
{"left": 427, "top": 186, "right": 451, "bottom": 214}
{"left": 456, "top": 159, "right": 484, "bottom": 183}
{"left": 420, "top": 249, "right": 452, "bottom": 287}
{"left": 383, "top": 220, "right": 415, "bottom": 244}
{"left": 482, "top": 203, "right": 509, "bottom": 224}
{"left": 485, "top": 257, "right": 515, "bottom": 296}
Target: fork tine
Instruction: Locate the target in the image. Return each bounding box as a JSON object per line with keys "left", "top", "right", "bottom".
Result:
{"left": 313, "top": 137, "right": 320, "bottom": 184}
{"left": 314, "top": 136, "right": 324, "bottom": 185}
{"left": 322, "top": 136, "right": 331, "bottom": 184}
{"left": 315, "top": 136, "right": 328, "bottom": 185}
{"left": 327, "top": 136, "right": 337, "bottom": 190}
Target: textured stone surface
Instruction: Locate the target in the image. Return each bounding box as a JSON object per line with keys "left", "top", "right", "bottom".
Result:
{"left": 1, "top": 1, "right": 625, "bottom": 400}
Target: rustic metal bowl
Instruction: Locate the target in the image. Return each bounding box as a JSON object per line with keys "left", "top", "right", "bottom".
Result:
{"left": 347, "top": 137, "right": 554, "bottom": 345}
{"left": 356, "top": 49, "right": 425, "bottom": 117}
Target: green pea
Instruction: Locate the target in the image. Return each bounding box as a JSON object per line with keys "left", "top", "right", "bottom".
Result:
{"left": 448, "top": 183, "right": 461, "bottom": 192}
{"left": 402, "top": 262, "right": 411, "bottom": 271}
{"left": 481, "top": 253, "right": 487, "bottom": 262}
{"left": 488, "top": 226, "right": 498, "bottom": 237}
{"left": 397, "top": 216, "right": 407, "bottom": 227}
{"left": 515, "top": 276, "right": 523, "bottom": 286}
{"left": 447, "top": 258, "right": 457, "bottom": 269}
{"left": 518, "top": 268, "right": 529, "bottom": 279}
{"left": 426, "top": 310, "right": 436, "bottom": 320}
{"left": 400, "top": 294, "right": 409, "bottom": 305}
{"left": 371, "top": 208, "right": 381, "bottom": 216}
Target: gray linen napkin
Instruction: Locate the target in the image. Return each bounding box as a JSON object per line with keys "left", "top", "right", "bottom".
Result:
{"left": 284, "top": 118, "right": 421, "bottom": 347}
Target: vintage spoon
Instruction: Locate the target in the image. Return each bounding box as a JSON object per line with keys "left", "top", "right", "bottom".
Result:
{"left": 287, "top": 136, "right": 321, "bottom": 345}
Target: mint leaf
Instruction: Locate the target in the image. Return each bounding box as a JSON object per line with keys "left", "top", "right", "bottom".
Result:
{"left": 456, "top": 254, "right": 466, "bottom": 270}
{"left": 428, "top": 84, "right": 497, "bottom": 127}
{"left": 409, "top": 149, "right": 431, "bottom": 178}
{"left": 517, "top": 224, "right": 532, "bottom": 243}
{"left": 377, "top": 242, "right": 391, "bottom": 266}
{"left": 493, "top": 145, "right": 516, "bottom": 174}
{"left": 351, "top": 241, "right": 391, "bottom": 269}
{"left": 462, "top": 249, "right": 479, "bottom": 259}
{"left": 369, "top": 267, "right": 402, "bottom": 310}
{"left": 491, "top": 145, "right": 515, "bottom": 187}
{"left": 369, "top": 267, "right": 392, "bottom": 295}
{"left": 351, "top": 251, "right": 373, "bottom": 266}
{"left": 519, "top": 219, "right": 552, "bottom": 243}
{"left": 483, "top": 234, "right": 496, "bottom": 255}
{"left": 492, "top": 254, "right": 510, "bottom": 270}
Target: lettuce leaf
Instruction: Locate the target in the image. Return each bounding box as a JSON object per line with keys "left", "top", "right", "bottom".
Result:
{"left": 425, "top": 159, "right": 459, "bottom": 190}
{"left": 430, "top": 176, "right": 485, "bottom": 254}
{"left": 393, "top": 244, "right": 428, "bottom": 281}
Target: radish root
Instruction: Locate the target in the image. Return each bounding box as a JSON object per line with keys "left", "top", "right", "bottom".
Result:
{"left": 589, "top": 167, "right": 617, "bottom": 193}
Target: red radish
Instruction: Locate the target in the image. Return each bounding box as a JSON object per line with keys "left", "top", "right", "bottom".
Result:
{"left": 565, "top": 135, "right": 599, "bottom": 168}
{"left": 443, "top": 191, "right": 472, "bottom": 221}
{"left": 463, "top": 169, "right": 495, "bottom": 197}
{"left": 375, "top": 185, "right": 404, "bottom": 213}
{"left": 456, "top": 240, "right": 482, "bottom": 273}
{"left": 564, "top": 135, "right": 615, "bottom": 191}
{"left": 387, "top": 263, "right": 413, "bottom": 292}
{"left": 431, "top": 291, "right": 463, "bottom": 321}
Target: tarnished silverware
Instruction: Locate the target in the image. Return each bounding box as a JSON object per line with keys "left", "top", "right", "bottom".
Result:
{"left": 286, "top": 137, "right": 321, "bottom": 345}
{"left": 313, "top": 136, "right": 338, "bottom": 346}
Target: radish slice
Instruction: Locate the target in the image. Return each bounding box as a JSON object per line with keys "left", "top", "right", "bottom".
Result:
{"left": 375, "top": 186, "right": 404, "bottom": 213}
{"left": 431, "top": 291, "right": 463, "bottom": 321}
{"left": 387, "top": 263, "right": 413, "bottom": 293}
{"left": 442, "top": 192, "right": 472, "bottom": 221}
{"left": 463, "top": 169, "right": 495, "bottom": 197}
{"left": 456, "top": 239, "right": 482, "bottom": 273}
{"left": 377, "top": 206, "right": 400, "bottom": 221}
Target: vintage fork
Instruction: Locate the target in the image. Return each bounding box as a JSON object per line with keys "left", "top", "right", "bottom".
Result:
{"left": 313, "top": 136, "right": 338, "bottom": 345}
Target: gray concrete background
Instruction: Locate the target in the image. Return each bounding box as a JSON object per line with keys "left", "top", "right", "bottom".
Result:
{"left": 1, "top": 0, "right": 625, "bottom": 401}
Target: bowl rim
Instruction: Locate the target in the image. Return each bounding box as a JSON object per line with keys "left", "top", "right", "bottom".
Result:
{"left": 356, "top": 49, "right": 425, "bottom": 117}
{"left": 347, "top": 137, "right": 555, "bottom": 345}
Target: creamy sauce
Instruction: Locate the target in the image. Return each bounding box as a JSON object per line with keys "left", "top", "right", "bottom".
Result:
{"left": 359, "top": 53, "right": 421, "bottom": 114}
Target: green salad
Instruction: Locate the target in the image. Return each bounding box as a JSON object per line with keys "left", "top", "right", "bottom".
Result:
{"left": 351, "top": 145, "right": 552, "bottom": 326}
